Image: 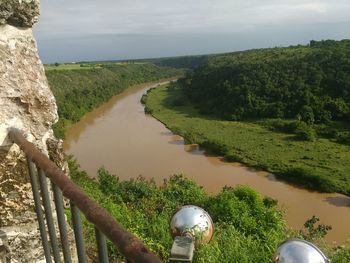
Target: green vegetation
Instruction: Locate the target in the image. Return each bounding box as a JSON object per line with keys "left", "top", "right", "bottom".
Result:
{"left": 141, "top": 40, "right": 350, "bottom": 195}
{"left": 70, "top": 158, "right": 350, "bottom": 262}
{"left": 68, "top": 158, "right": 350, "bottom": 262}
{"left": 46, "top": 63, "right": 183, "bottom": 138}
{"left": 150, "top": 55, "right": 208, "bottom": 69}
{"left": 47, "top": 43, "right": 350, "bottom": 261}
{"left": 185, "top": 40, "right": 350, "bottom": 125}
{"left": 45, "top": 63, "right": 100, "bottom": 71}
{"left": 143, "top": 84, "right": 350, "bottom": 195}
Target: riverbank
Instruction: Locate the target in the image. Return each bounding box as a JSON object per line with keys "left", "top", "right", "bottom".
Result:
{"left": 46, "top": 62, "right": 183, "bottom": 138}
{"left": 143, "top": 83, "right": 350, "bottom": 196}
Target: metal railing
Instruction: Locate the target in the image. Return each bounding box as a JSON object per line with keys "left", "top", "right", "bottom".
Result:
{"left": 8, "top": 128, "right": 162, "bottom": 263}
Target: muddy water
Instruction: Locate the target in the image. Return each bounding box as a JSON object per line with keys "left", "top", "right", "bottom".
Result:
{"left": 64, "top": 81, "right": 350, "bottom": 244}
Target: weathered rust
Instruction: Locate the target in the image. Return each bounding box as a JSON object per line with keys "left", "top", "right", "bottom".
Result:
{"left": 8, "top": 128, "right": 162, "bottom": 263}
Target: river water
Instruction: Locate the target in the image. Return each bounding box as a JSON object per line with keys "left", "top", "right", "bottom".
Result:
{"left": 64, "top": 80, "right": 350, "bottom": 244}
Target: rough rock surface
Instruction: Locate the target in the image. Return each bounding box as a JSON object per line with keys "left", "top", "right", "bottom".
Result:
{"left": 0, "top": 0, "right": 71, "bottom": 261}
{"left": 0, "top": 24, "right": 58, "bottom": 151}
{"left": 0, "top": 0, "right": 40, "bottom": 27}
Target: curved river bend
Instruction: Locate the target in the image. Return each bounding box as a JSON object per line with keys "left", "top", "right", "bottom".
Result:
{"left": 64, "top": 81, "right": 350, "bottom": 244}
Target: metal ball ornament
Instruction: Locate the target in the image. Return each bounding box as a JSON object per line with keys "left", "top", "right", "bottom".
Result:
{"left": 170, "top": 205, "right": 214, "bottom": 246}
{"left": 273, "top": 239, "right": 330, "bottom": 263}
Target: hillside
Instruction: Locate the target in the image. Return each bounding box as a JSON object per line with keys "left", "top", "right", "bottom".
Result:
{"left": 184, "top": 40, "right": 350, "bottom": 124}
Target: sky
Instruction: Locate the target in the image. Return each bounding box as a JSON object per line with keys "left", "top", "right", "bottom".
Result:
{"left": 34, "top": 0, "right": 350, "bottom": 63}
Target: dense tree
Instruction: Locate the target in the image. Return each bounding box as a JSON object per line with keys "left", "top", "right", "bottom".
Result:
{"left": 182, "top": 40, "right": 350, "bottom": 124}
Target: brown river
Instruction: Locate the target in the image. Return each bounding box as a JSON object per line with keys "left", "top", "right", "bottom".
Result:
{"left": 64, "top": 80, "right": 350, "bottom": 245}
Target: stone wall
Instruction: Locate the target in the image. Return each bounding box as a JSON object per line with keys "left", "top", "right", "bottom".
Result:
{"left": 0, "top": 1, "right": 72, "bottom": 262}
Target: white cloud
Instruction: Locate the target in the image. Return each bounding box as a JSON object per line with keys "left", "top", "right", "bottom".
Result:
{"left": 37, "top": 0, "right": 350, "bottom": 36}
{"left": 34, "top": 0, "right": 350, "bottom": 62}
{"left": 295, "top": 3, "right": 328, "bottom": 13}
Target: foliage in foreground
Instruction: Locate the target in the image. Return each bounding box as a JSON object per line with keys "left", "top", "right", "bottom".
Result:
{"left": 68, "top": 158, "right": 350, "bottom": 262}
{"left": 46, "top": 63, "right": 183, "bottom": 138}
{"left": 144, "top": 84, "right": 350, "bottom": 195}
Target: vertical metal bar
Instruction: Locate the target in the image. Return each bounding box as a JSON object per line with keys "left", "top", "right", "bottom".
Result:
{"left": 71, "top": 203, "right": 87, "bottom": 263}
{"left": 52, "top": 182, "right": 72, "bottom": 263}
{"left": 38, "top": 168, "right": 61, "bottom": 263}
{"left": 26, "top": 158, "right": 53, "bottom": 263}
{"left": 94, "top": 227, "right": 109, "bottom": 263}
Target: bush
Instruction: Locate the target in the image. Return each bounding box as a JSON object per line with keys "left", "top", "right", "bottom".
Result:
{"left": 335, "top": 131, "right": 350, "bottom": 145}
{"left": 302, "top": 215, "right": 332, "bottom": 241}
{"left": 295, "top": 122, "right": 316, "bottom": 141}
{"left": 300, "top": 106, "right": 315, "bottom": 125}
{"left": 144, "top": 105, "right": 153, "bottom": 114}
{"left": 140, "top": 94, "right": 148, "bottom": 104}
{"left": 206, "top": 186, "right": 284, "bottom": 238}
{"left": 269, "top": 119, "right": 299, "bottom": 133}
{"left": 280, "top": 167, "right": 336, "bottom": 192}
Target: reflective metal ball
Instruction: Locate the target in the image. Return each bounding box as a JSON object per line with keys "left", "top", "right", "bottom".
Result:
{"left": 170, "top": 205, "right": 214, "bottom": 245}
{"left": 273, "top": 239, "right": 330, "bottom": 263}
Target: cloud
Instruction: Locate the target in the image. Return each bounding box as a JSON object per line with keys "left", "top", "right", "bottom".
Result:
{"left": 34, "top": 0, "right": 350, "bottom": 62}
{"left": 295, "top": 3, "right": 328, "bottom": 13}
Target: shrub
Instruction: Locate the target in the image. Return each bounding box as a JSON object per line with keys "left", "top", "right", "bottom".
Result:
{"left": 302, "top": 215, "right": 332, "bottom": 241}
{"left": 300, "top": 105, "right": 315, "bottom": 125}
{"left": 206, "top": 186, "right": 284, "bottom": 238}
{"left": 140, "top": 94, "right": 148, "bottom": 104}
{"left": 269, "top": 119, "right": 299, "bottom": 133}
{"left": 335, "top": 131, "right": 350, "bottom": 145}
{"left": 295, "top": 122, "right": 316, "bottom": 141}
{"left": 280, "top": 167, "right": 336, "bottom": 192}
{"left": 144, "top": 105, "right": 153, "bottom": 114}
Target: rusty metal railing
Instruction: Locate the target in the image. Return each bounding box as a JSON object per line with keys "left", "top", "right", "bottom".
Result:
{"left": 8, "top": 128, "right": 162, "bottom": 263}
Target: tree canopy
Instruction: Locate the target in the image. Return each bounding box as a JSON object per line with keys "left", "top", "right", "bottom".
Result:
{"left": 183, "top": 40, "right": 350, "bottom": 124}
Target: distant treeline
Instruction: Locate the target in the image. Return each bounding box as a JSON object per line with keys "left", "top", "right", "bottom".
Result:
{"left": 46, "top": 63, "right": 183, "bottom": 138}
{"left": 71, "top": 54, "right": 209, "bottom": 69}
{"left": 151, "top": 55, "right": 208, "bottom": 69}
{"left": 183, "top": 40, "right": 350, "bottom": 124}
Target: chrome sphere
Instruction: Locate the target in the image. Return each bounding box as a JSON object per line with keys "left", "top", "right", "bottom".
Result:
{"left": 170, "top": 205, "right": 214, "bottom": 245}
{"left": 273, "top": 239, "right": 330, "bottom": 263}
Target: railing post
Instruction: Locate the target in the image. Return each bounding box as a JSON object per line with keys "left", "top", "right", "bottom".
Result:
{"left": 52, "top": 183, "right": 72, "bottom": 263}
{"left": 71, "top": 203, "right": 87, "bottom": 263}
{"left": 26, "top": 158, "right": 53, "bottom": 263}
{"left": 95, "top": 227, "right": 109, "bottom": 263}
{"left": 38, "top": 168, "right": 61, "bottom": 263}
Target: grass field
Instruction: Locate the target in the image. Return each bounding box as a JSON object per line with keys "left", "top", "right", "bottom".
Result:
{"left": 144, "top": 84, "right": 350, "bottom": 195}
{"left": 44, "top": 61, "right": 147, "bottom": 71}
{"left": 45, "top": 63, "right": 99, "bottom": 71}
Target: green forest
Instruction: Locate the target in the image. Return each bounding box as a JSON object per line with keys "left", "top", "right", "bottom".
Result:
{"left": 184, "top": 40, "right": 350, "bottom": 124}
{"left": 46, "top": 63, "right": 183, "bottom": 138}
